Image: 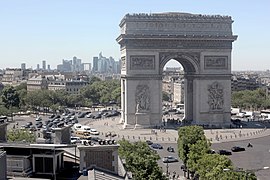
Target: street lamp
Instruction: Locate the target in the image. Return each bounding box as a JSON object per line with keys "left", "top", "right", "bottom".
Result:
{"left": 166, "top": 160, "right": 169, "bottom": 177}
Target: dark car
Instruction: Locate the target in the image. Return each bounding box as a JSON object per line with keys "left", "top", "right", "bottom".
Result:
{"left": 231, "top": 146, "right": 245, "bottom": 152}
{"left": 78, "top": 112, "right": 87, "bottom": 118}
{"left": 36, "top": 123, "right": 43, "bottom": 128}
{"left": 207, "top": 149, "right": 216, "bottom": 154}
{"left": 151, "top": 143, "right": 163, "bottom": 149}
{"left": 146, "top": 140, "right": 153, "bottom": 145}
{"left": 26, "top": 122, "right": 33, "bottom": 126}
{"left": 167, "top": 146, "right": 175, "bottom": 152}
{"left": 218, "top": 149, "right": 232, "bottom": 155}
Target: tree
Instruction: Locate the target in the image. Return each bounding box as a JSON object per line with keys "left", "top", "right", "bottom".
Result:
{"left": 162, "top": 91, "right": 170, "bottom": 102}
{"left": 1, "top": 86, "right": 20, "bottom": 109}
{"left": 89, "top": 76, "right": 101, "bottom": 84}
{"left": 177, "top": 125, "right": 210, "bottom": 178}
{"left": 177, "top": 126, "right": 207, "bottom": 165}
{"left": 7, "top": 129, "right": 36, "bottom": 143}
{"left": 196, "top": 153, "right": 256, "bottom": 180}
{"left": 187, "top": 139, "right": 210, "bottom": 173}
{"left": 118, "top": 139, "right": 166, "bottom": 180}
{"left": 232, "top": 88, "right": 269, "bottom": 110}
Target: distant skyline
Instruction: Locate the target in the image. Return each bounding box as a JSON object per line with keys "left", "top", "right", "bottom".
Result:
{"left": 1, "top": 0, "right": 270, "bottom": 70}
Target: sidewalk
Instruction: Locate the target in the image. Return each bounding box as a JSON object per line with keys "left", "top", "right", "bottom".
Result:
{"left": 82, "top": 117, "right": 270, "bottom": 144}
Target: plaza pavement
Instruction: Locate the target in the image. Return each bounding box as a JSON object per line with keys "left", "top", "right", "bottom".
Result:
{"left": 81, "top": 116, "right": 270, "bottom": 144}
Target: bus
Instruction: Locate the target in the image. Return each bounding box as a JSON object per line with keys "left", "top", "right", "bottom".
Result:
{"left": 75, "top": 130, "right": 91, "bottom": 140}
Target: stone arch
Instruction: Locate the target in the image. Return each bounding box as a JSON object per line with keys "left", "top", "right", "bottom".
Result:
{"left": 159, "top": 52, "right": 200, "bottom": 75}
{"left": 117, "top": 12, "right": 237, "bottom": 129}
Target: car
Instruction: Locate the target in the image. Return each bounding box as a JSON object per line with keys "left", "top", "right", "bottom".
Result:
{"left": 93, "top": 114, "right": 101, "bottom": 119}
{"left": 49, "top": 114, "right": 56, "bottom": 119}
{"left": 36, "top": 123, "right": 43, "bottom": 128}
{"left": 29, "top": 125, "right": 37, "bottom": 131}
{"left": 78, "top": 112, "right": 87, "bottom": 118}
{"left": 105, "top": 131, "right": 117, "bottom": 137}
{"left": 36, "top": 121, "right": 43, "bottom": 126}
{"left": 231, "top": 146, "right": 245, "bottom": 152}
{"left": 26, "top": 122, "right": 33, "bottom": 126}
{"left": 86, "top": 113, "right": 93, "bottom": 118}
{"left": 90, "top": 129, "right": 100, "bottom": 135}
{"left": 70, "top": 136, "right": 81, "bottom": 144}
{"left": 91, "top": 136, "right": 103, "bottom": 142}
{"left": 146, "top": 140, "right": 153, "bottom": 145}
{"left": 36, "top": 116, "right": 42, "bottom": 121}
{"left": 151, "top": 143, "right": 163, "bottom": 149}
{"left": 218, "top": 149, "right": 232, "bottom": 155}
{"left": 207, "top": 149, "right": 216, "bottom": 154}
{"left": 167, "top": 146, "right": 175, "bottom": 152}
{"left": 162, "top": 156, "right": 178, "bottom": 163}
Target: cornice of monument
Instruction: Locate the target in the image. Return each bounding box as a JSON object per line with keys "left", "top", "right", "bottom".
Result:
{"left": 117, "top": 34, "right": 237, "bottom": 42}
{"left": 120, "top": 12, "right": 233, "bottom": 27}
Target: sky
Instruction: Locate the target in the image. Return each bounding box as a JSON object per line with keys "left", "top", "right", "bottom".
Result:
{"left": 0, "top": 0, "right": 270, "bottom": 71}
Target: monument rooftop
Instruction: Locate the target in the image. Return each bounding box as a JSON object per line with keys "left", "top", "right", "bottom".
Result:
{"left": 119, "top": 12, "right": 235, "bottom": 37}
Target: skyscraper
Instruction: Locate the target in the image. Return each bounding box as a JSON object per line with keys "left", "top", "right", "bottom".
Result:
{"left": 93, "top": 57, "right": 98, "bottom": 72}
{"left": 42, "top": 60, "right": 46, "bottom": 70}
{"left": 21, "top": 63, "right": 26, "bottom": 70}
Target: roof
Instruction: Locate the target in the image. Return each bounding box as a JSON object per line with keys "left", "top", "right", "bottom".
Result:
{"left": 85, "top": 168, "right": 125, "bottom": 180}
{"left": 0, "top": 143, "right": 76, "bottom": 150}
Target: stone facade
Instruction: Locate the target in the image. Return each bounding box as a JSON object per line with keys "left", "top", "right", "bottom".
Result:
{"left": 0, "top": 151, "right": 7, "bottom": 180}
{"left": 117, "top": 12, "right": 237, "bottom": 128}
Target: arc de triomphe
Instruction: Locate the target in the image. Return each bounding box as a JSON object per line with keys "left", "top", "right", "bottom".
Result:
{"left": 116, "top": 13, "right": 237, "bottom": 129}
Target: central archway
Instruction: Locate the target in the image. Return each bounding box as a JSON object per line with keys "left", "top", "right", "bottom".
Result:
{"left": 117, "top": 12, "right": 237, "bottom": 128}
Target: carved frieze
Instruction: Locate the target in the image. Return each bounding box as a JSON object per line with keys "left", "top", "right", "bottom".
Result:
{"left": 135, "top": 85, "right": 150, "bottom": 112}
{"left": 204, "top": 56, "right": 228, "bottom": 69}
{"left": 121, "top": 56, "right": 126, "bottom": 70}
{"left": 130, "top": 55, "right": 155, "bottom": 70}
{"left": 125, "top": 39, "right": 232, "bottom": 50}
{"left": 127, "top": 22, "right": 231, "bottom": 34}
{"left": 208, "top": 82, "right": 224, "bottom": 111}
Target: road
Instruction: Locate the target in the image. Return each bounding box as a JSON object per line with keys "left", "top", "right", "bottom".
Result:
{"left": 7, "top": 115, "right": 270, "bottom": 180}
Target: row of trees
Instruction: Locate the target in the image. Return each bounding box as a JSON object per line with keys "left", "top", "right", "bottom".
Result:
{"left": 232, "top": 88, "right": 270, "bottom": 110}
{"left": 177, "top": 126, "right": 256, "bottom": 180}
{"left": 118, "top": 139, "right": 167, "bottom": 180}
{"left": 0, "top": 77, "right": 121, "bottom": 115}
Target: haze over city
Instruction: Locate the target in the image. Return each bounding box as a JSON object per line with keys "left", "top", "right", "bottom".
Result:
{"left": 1, "top": 0, "right": 270, "bottom": 70}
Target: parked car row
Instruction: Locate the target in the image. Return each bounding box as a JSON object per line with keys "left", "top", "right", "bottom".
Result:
{"left": 214, "top": 146, "right": 246, "bottom": 156}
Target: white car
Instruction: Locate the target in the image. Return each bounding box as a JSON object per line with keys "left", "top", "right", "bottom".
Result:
{"left": 70, "top": 136, "right": 81, "bottom": 144}
{"left": 90, "top": 129, "right": 100, "bottom": 135}
{"left": 36, "top": 116, "right": 42, "bottom": 121}
{"left": 73, "top": 123, "right": 82, "bottom": 131}
{"left": 162, "top": 156, "right": 178, "bottom": 163}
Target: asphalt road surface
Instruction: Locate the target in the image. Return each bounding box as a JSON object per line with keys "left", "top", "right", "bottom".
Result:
{"left": 8, "top": 115, "right": 270, "bottom": 180}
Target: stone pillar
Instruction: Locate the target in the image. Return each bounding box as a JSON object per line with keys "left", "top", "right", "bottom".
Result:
{"left": 0, "top": 151, "right": 7, "bottom": 180}
{"left": 184, "top": 76, "right": 194, "bottom": 121}
{"left": 53, "top": 125, "right": 72, "bottom": 144}
{"left": 0, "top": 123, "right": 8, "bottom": 143}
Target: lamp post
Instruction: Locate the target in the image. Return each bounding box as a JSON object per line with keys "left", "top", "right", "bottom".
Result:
{"left": 166, "top": 160, "right": 169, "bottom": 177}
